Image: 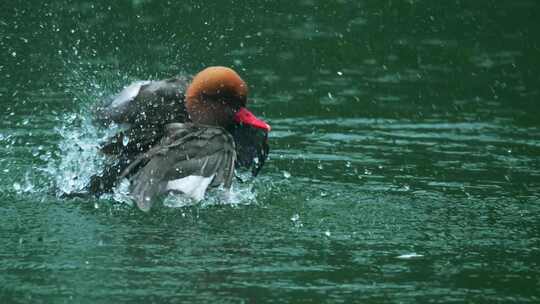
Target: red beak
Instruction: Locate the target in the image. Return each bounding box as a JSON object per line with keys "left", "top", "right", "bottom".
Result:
{"left": 234, "top": 107, "right": 271, "bottom": 132}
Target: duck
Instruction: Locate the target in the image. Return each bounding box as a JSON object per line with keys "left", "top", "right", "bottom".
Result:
{"left": 88, "top": 66, "right": 271, "bottom": 211}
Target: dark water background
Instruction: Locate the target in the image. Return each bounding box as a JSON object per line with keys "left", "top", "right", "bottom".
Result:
{"left": 1, "top": 0, "right": 540, "bottom": 303}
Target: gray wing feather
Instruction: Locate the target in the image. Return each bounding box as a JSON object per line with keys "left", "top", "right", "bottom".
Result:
{"left": 124, "top": 123, "right": 236, "bottom": 211}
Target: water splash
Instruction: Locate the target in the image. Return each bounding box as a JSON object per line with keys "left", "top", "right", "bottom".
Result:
{"left": 44, "top": 56, "right": 262, "bottom": 209}
{"left": 48, "top": 111, "right": 116, "bottom": 196}
{"left": 163, "top": 181, "right": 258, "bottom": 209}
{"left": 9, "top": 169, "right": 34, "bottom": 194}
{"left": 48, "top": 109, "right": 260, "bottom": 209}
{"left": 49, "top": 110, "right": 261, "bottom": 208}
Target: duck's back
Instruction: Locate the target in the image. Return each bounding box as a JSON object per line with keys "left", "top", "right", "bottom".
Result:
{"left": 96, "top": 77, "right": 190, "bottom": 127}
{"left": 95, "top": 78, "right": 190, "bottom": 156}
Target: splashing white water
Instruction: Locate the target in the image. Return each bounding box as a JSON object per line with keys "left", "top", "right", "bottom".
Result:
{"left": 49, "top": 111, "right": 259, "bottom": 208}
{"left": 46, "top": 62, "right": 260, "bottom": 209}
{"left": 163, "top": 181, "right": 258, "bottom": 208}
{"left": 49, "top": 113, "right": 106, "bottom": 195}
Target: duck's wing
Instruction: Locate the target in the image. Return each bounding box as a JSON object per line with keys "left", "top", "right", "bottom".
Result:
{"left": 123, "top": 123, "right": 236, "bottom": 212}
{"left": 229, "top": 124, "right": 269, "bottom": 176}
{"left": 95, "top": 78, "right": 190, "bottom": 157}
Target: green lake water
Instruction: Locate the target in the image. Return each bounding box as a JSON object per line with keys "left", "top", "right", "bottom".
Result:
{"left": 1, "top": 1, "right": 540, "bottom": 303}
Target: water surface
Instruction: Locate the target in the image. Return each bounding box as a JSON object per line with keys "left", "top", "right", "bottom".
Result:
{"left": 1, "top": 1, "right": 539, "bottom": 303}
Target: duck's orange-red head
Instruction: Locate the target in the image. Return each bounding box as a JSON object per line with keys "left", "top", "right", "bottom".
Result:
{"left": 185, "top": 66, "right": 270, "bottom": 131}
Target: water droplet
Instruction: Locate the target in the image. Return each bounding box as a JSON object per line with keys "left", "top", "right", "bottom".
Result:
{"left": 122, "top": 135, "right": 129, "bottom": 146}
{"left": 282, "top": 171, "right": 291, "bottom": 179}
{"left": 396, "top": 253, "right": 424, "bottom": 259}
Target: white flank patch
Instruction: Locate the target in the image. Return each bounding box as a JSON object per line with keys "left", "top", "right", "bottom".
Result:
{"left": 111, "top": 81, "right": 150, "bottom": 108}
{"left": 166, "top": 174, "right": 215, "bottom": 202}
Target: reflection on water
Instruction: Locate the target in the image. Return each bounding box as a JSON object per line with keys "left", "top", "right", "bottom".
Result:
{"left": 1, "top": 0, "right": 540, "bottom": 302}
